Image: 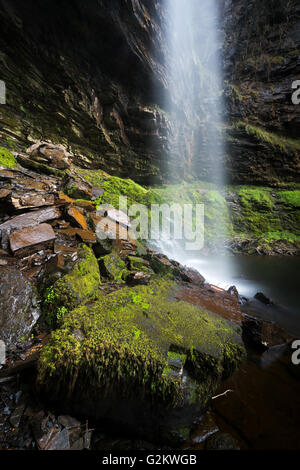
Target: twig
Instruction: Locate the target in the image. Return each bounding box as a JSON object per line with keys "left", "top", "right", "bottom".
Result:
{"left": 212, "top": 389, "right": 234, "bottom": 400}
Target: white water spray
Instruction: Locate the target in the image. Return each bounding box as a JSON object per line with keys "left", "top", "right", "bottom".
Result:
{"left": 153, "top": 0, "right": 232, "bottom": 287}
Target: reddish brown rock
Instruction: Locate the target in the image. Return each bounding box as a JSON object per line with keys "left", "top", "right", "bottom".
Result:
{"left": 55, "top": 227, "right": 96, "bottom": 244}
{"left": 10, "top": 192, "right": 56, "bottom": 210}
{"left": 74, "top": 200, "right": 96, "bottom": 212}
{"left": 176, "top": 283, "right": 244, "bottom": 325}
{"left": 27, "top": 142, "right": 72, "bottom": 170}
{"left": 67, "top": 207, "right": 88, "bottom": 231}
{"left": 0, "top": 207, "right": 61, "bottom": 249}
{"left": 9, "top": 223, "right": 56, "bottom": 255}
{"left": 0, "top": 188, "right": 11, "bottom": 199}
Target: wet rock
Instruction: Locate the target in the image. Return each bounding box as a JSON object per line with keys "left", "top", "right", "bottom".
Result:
{"left": 254, "top": 292, "right": 273, "bottom": 305}
{"left": 9, "top": 223, "right": 56, "bottom": 256}
{"left": 227, "top": 285, "right": 239, "bottom": 300}
{"left": 63, "top": 174, "right": 93, "bottom": 200}
{"left": 67, "top": 207, "right": 89, "bottom": 231}
{"left": 242, "top": 314, "right": 292, "bottom": 351}
{"left": 99, "top": 253, "right": 128, "bottom": 281}
{"left": 97, "top": 207, "right": 131, "bottom": 228}
{"left": 0, "top": 266, "right": 40, "bottom": 348}
{"left": 91, "top": 187, "right": 104, "bottom": 200}
{"left": 9, "top": 404, "right": 25, "bottom": 428}
{"left": 55, "top": 227, "right": 96, "bottom": 245}
{"left": 180, "top": 266, "right": 205, "bottom": 285}
{"left": 176, "top": 283, "right": 244, "bottom": 325}
{"left": 73, "top": 200, "right": 96, "bottom": 212}
{"left": 190, "top": 411, "right": 219, "bottom": 445}
{"left": 0, "top": 188, "right": 11, "bottom": 199}
{"left": 128, "top": 256, "right": 150, "bottom": 272}
{"left": 10, "top": 192, "right": 56, "bottom": 210}
{"left": 57, "top": 415, "right": 81, "bottom": 430}
{"left": 205, "top": 432, "right": 240, "bottom": 450}
{"left": 27, "top": 142, "right": 72, "bottom": 170}
{"left": 46, "top": 428, "right": 70, "bottom": 450}
{"left": 127, "top": 271, "right": 151, "bottom": 286}
{"left": 0, "top": 207, "right": 61, "bottom": 250}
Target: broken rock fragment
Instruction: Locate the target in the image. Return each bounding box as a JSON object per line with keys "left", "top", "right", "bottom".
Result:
{"left": 9, "top": 223, "right": 56, "bottom": 255}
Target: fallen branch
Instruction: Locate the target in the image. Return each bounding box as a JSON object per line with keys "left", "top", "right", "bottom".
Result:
{"left": 212, "top": 389, "right": 234, "bottom": 400}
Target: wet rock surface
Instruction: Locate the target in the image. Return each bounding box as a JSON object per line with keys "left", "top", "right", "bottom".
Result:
{"left": 0, "top": 266, "right": 40, "bottom": 349}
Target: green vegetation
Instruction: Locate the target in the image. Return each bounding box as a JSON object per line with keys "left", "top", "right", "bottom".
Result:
{"left": 0, "top": 146, "right": 17, "bottom": 168}
{"left": 153, "top": 182, "right": 300, "bottom": 251}
{"left": 44, "top": 245, "right": 101, "bottom": 327}
{"left": 38, "top": 278, "right": 245, "bottom": 408}
{"left": 75, "top": 167, "right": 162, "bottom": 208}
{"left": 233, "top": 122, "right": 300, "bottom": 153}
{"left": 99, "top": 252, "right": 129, "bottom": 282}
{"left": 278, "top": 190, "right": 300, "bottom": 208}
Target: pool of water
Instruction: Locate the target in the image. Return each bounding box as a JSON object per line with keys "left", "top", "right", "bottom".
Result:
{"left": 152, "top": 239, "right": 300, "bottom": 336}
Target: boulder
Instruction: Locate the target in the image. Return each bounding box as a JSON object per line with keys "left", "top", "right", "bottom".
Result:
{"left": 63, "top": 174, "right": 93, "bottom": 200}
{"left": 99, "top": 252, "right": 129, "bottom": 282}
{"left": 254, "top": 292, "right": 273, "bottom": 305}
{"left": 37, "top": 278, "right": 245, "bottom": 443}
{"left": 0, "top": 266, "right": 40, "bottom": 349}
{"left": 27, "top": 142, "right": 72, "bottom": 170}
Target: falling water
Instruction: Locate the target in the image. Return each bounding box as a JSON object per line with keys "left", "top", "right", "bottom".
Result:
{"left": 152, "top": 0, "right": 232, "bottom": 287}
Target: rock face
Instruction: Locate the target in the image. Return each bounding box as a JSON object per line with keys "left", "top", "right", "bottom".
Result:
{"left": 223, "top": 0, "right": 300, "bottom": 185}
{"left": 0, "top": 0, "right": 298, "bottom": 185}
{"left": 0, "top": 266, "right": 40, "bottom": 348}
{"left": 0, "top": 0, "right": 169, "bottom": 184}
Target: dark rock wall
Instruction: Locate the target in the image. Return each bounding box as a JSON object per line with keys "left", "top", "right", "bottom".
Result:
{"left": 0, "top": 0, "right": 169, "bottom": 184}
{"left": 0, "top": 0, "right": 299, "bottom": 185}
{"left": 223, "top": 0, "right": 300, "bottom": 185}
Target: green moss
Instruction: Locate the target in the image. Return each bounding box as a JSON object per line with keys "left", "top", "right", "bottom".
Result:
{"left": 44, "top": 244, "right": 101, "bottom": 327}
{"left": 0, "top": 146, "right": 17, "bottom": 168}
{"left": 234, "top": 122, "right": 300, "bottom": 153}
{"left": 278, "top": 191, "right": 300, "bottom": 208}
{"left": 76, "top": 167, "right": 162, "bottom": 209}
{"left": 99, "top": 252, "right": 129, "bottom": 282}
{"left": 128, "top": 256, "right": 151, "bottom": 273}
{"left": 239, "top": 188, "right": 274, "bottom": 211}
{"left": 38, "top": 279, "right": 245, "bottom": 408}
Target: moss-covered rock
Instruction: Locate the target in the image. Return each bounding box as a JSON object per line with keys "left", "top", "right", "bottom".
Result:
{"left": 37, "top": 278, "right": 245, "bottom": 442}
{"left": 99, "top": 252, "right": 129, "bottom": 282}
{"left": 43, "top": 244, "right": 101, "bottom": 327}
{"left": 0, "top": 146, "right": 17, "bottom": 168}
{"left": 76, "top": 167, "right": 162, "bottom": 208}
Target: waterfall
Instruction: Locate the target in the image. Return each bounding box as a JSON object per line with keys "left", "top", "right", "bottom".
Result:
{"left": 151, "top": 0, "right": 232, "bottom": 288}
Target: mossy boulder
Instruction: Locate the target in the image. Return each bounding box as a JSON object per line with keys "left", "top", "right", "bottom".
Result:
{"left": 128, "top": 256, "right": 151, "bottom": 273}
{"left": 38, "top": 278, "right": 245, "bottom": 442}
{"left": 43, "top": 244, "right": 101, "bottom": 327}
{"left": 0, "top": 147, "right": 17, "bottom": 168}
{"left": 99, "top": 252, "right": 129, "bottom": 282}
